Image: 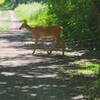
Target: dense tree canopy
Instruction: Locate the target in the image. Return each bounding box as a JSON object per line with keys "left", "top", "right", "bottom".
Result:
{"left": 42, "top": 0, "right": 100, "bottom": 49}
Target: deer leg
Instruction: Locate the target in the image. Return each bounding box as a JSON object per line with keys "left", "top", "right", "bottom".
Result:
{"left": 61, "top": 41, "right": 65, "bottom": 56}
{"left": 57, "top": 37, "right": 65, "bottom": 56}
{"left": 32, "top": 38, "right": 38, "bottom": 54}
{"left": 61, "top": 40, "right": 65, "bottom": 56}
{"left": 62, "top": 46, "right": 65, "bottom": 56}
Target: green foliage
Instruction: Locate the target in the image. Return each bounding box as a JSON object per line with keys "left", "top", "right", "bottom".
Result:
{"left": 42, "top": 0, "right": 100, "bottom": 49}
{"left": 79, "top": 63, "right": 100, "bottom": 75}
{"left": 15, "top": 3, "right": 44, "bottom": 20}
{"left": 15, "top": 3, "right": 57, "bottom": 26}
{"left": 44, "top": 0, "right": 93, "bottom": 39}
{"left": 78, "top": 63, "right": 100, "bottom": 99}
{"left": 0, "top": 0, "right": 5, "bottom": 4}
{"left": 28, "top": 8, "right": 58, "bottom": 26}
{"left": 86, "top": 77, "right": 100, "bottom": 99}
{"left": 2, "top": 0, "right": 42, "bottom": 9}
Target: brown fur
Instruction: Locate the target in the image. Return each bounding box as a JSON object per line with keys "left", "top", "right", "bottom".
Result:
{"left": 19, "top": 21, "right": 65, "bottom": 55}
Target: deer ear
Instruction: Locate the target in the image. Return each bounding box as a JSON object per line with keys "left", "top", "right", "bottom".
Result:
{"left": 23, "top": 20, "right": 27, "bottom": 23}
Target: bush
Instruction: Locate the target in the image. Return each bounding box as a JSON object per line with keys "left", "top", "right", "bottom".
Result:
{"left": 0, "top": 0, "right": 5, "bottom": 4}
{"left": 15, "top": 3, "right": 57, "bottom": 26}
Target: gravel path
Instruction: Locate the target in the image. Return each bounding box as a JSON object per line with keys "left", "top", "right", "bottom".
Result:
{"left": 0, "top": 10, "right": 93, "bottom": 100}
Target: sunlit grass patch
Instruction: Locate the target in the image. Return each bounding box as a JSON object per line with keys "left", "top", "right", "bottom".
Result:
{"left": 0, "top": 0, "right": 5, "bottom": 4}
{"left": 15, "top": 3, "right": 46, "bottom": 24}
{"left": 73, "top": 60, "right": 100, "bottom": 98}
{"left": 78, "top": 63, "right": 100, "bottom": 75}
{"left": 15, "top": 3, "right": 57, "bottom": 26}
{"left": 85, "top": 68, "right": 100, "bottom": 99}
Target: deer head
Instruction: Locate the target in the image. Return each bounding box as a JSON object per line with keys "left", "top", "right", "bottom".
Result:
{"left": 19, "top": 20, "right": 28, "bottom": 30}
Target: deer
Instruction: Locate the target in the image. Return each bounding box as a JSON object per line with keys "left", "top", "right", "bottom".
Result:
{"left": 19, "top": 20, "right": 65, "bottom": 55}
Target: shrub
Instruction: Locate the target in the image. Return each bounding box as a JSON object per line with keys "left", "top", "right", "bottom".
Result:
{"left": 15, "top": 3, "right": 57, "bottom": 26}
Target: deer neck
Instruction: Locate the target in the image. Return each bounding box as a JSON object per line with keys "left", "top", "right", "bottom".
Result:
{"left": 25, "top": 24, "right": 32, "bottom": 31}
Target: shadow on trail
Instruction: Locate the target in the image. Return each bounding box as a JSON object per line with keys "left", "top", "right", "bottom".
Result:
{"left": 0, "top": 30, "right": 98, "bottom": 100}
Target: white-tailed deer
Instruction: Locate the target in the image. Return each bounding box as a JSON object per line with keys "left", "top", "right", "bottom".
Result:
{"left": 19, "top": 20, "right": 65, "bottom": 55}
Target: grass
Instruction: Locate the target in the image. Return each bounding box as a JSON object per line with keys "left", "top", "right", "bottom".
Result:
{"left": 15, "top": 3, "right": 46, "bottom": 26}
{"left": 15, "top": 3, "right": 57, "bottom": 26}
{"left": 74, "top": 61, "right": 100, "bottom": 99}
{"left": 59, "top": 59, "right": 100, "bottom": 99}
{"left": 78, "top": 63, "right": 100, "bottom": 75}
{"left": 0, "top": 0, "right": 5, "bottom": 4}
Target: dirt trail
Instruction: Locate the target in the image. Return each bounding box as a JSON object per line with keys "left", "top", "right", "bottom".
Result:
{"left": 8, "top": 10, "right": 21, "bottom": 30}
{"left": 0, "top": 10, "right": 94, "bottom": 100}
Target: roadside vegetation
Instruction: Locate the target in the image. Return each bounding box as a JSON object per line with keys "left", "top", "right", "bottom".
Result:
{"left": 67, "top": 60, "right": 100, "bottom": 99}
{"left": 15, "top": 3, "right": 57, "bottom": 26}
{"left": 81, "top": 63, "right": 100, "bottom": 99}
{"left": 77, "top": 63, "right": 100, "bottom": 75}
{"left": 0, "top": 0, "right": 5, "bottom": 4}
